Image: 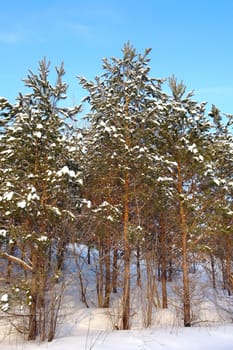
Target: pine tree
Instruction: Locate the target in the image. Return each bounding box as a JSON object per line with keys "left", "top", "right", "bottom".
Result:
{"left": 79, "top": 42, "right": 165, "bottom": 329}
{"left": 0, "top": 59, "right": 81, "bottom": 341}
{"left": 203, "top": 106, "right": 233, "bottom": 295}
{"left": 156, "top": 76, "right": 211, "bottom": 326}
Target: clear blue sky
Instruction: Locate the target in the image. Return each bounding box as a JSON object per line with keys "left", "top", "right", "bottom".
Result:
{"left": 1, "top": 0, "right": 233, "bottom": 116}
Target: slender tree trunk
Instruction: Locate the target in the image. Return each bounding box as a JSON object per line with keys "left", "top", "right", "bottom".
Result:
{"left": 168, "top": 260, "right": 173, "bottom": 282}
{"left": 136, "top": 244, "right": 141, "bottom": 287}
{"left": 57, "top": 240, "right": 66, "bottom": 272}
{"left": 97, "top": 241, "right": 104, "bottom": 307}
{"left": 221, "top": 257, "right": 227, "bottom": 290}
{"left": 104, "top": 243, "right": 111, "bottom": 308}
{"left": 144, "top": 249, "right": 160, "bottom": 327}
{"left": 210, "top": 253, "right": 216, "bottom": 289}
{"left": 159, "top": 214, "right": 168, "bottom": 308}
{"left": 225, "top": 235, "right": 232, "bottom": 296}
{"left": 87, "top": 246, "right": 91, "bottom": 265}
{"left": 157, "top": 262, "right": 161, "bottom": 282}
{"left": 122, "top": 173, "right": 131, "bottom": 330}
{"left": 28, "top": 249, "right": 38, "bottom": 340}
{"left": 28, "top": 295, "right": 37, "bottom": 340}
{"left": 145, "top": 252, "right": 153, "bottom": 327}
{"left": 177, "top": 163, "right": 191, "bottom": 327}
{"left": 112, "top": 244, "right": 118, "bottom": 293}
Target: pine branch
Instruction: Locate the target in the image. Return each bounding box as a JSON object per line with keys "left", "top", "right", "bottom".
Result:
{"left": 0, "top": 251, "right": 32, "bottom": 272}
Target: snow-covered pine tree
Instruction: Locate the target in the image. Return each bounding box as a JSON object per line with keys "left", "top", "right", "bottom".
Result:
{"left": 203, "top": 106, "right": 233, "bottom": 295}
{"left": 79, "top": 42, "right": 165, "bottom": 329}
{"left": 155, "top": 76, "right": 211, "bottom": 327}
{"left": 0, "top": 59, "right": 82, "bottom": 341}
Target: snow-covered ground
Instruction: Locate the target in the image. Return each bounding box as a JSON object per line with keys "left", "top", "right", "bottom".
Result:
{"left": 1, "top": 291, "right": 233, "bottom": 350}
{"left": 1, "top": 246, "right": 233, "bottom": 349}
{"left": 1, "top": 321, "right": 233, "bottom": 350}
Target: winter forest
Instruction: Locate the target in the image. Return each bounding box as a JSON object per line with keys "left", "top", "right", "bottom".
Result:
{"left": 0, "top": 43, "right": 232, "bottom": 344}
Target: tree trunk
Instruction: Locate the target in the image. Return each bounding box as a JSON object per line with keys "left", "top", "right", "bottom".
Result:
{"left": 225, "top": 235, "right": 232, "bottom": 296}
{"left": 112, "top": 245, "right": 118, "bottom": 293}
{"left": 103, "top": 244, "right": 111, "bottom": 308}
{"left": 221, "top": 257, "right": 227, "bottom": 290}
{"left": 157, "top": 262, "right": 161, "bottom": 282}
{"left": 145, "top": 252, "right": 154, "bottom": 327}
{"left": 144, "top": 249, "right": 160, "bottom": 327}
{"left": 159, "top": 214, "right": 168, "bottom": 308}
{"left": 168, "top": 260, "right": 173, "bottom": 282}
{"left": 87, "top": 246, "right": 91, "bottom": 265}
{"left": 136, "top": 244, "right": 141, "bottom": 287}
{"left": 97, "top": 241, "right": 104, "bottom": 307}
{"left": 122, "top": 173, "right": 131, "bottom": 330}
{"left": 210, "top": 253, "right": 216, "bottom": 289}
{"left": 177, "top": 163, "right": 191, "bottom": 327}
{"left": 56, "top": 240, "right": 66, "bottom": 272}
{"left": 28, "top": 249, "right": 38, "bottom": 340}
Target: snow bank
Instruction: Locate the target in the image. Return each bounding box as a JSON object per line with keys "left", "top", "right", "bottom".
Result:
{"left": 1, "top": 326, "right": 233, "bottom": 350}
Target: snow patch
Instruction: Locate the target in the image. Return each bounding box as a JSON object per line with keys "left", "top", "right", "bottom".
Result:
{"left": 0, "top": 294, "right": 8, "bottom": 302}
{"left": 17, "top": 200, "right": 27, "bottom": 208}
{"left": 33, "top": 131, "right": 42, "bottom": 138}
{"left": 57, "top": 166, "right": 76, "bottom": 178}
{"left": 3, "top": 191, "right": 14, "bottom": 201}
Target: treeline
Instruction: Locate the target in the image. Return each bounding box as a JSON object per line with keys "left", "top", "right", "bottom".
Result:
{"left": 0, "top": 43, "right": 232, "bottom": 341}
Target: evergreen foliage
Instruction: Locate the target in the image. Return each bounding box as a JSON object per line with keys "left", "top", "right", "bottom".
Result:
{"left": 0, "top": 59, "right": 81, "bottom": 341}
{"left": 0, "top": 44, "right": 232, "bottom": 341}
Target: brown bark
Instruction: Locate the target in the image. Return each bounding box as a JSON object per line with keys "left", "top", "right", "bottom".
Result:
{"left": 177, "top": 162, "right": 191, "bottom": 327}
{"left": 28, "top": 249, "right": 38, "bottom": 340}
{"left": 103, "top": 244, "right": 111, "bottom": 308}
{"left": 144, "top": 249, "right": 160, "bottom": 327}
{"left": 97, "top": 242, "right": 104, "bottom": 307}
{"left": 1, "top": 251, "right": 32, "bottom": 272}
{"left": 168, "top": 260, "right": 173, "bottom": 282}
{"left": 136, "top": 245, "right": 141, "bottom": 287}
{"left": 210, "top": 254, "right": 216, "bottom": 289}
{"left": 122, "top": 173, "right": 131, "bottom": 330}
{"left": 225, "top": 235, "right": 232, "bottom": 296}
{"left": 159, "top": 213, "right": 168, "bottom": 308}
{"left": 145, "top": 253, "right": 153, "bottom": 327}
{"left": 112, "top": 245, "right": 118, "bottom": 293}
{"left": 221, "top": 257, "right": 227, "bottom": 290}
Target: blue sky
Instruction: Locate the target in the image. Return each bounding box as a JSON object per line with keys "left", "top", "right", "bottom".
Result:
{"left": 1, "top": 0, "right": 233, "bottom": 117}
